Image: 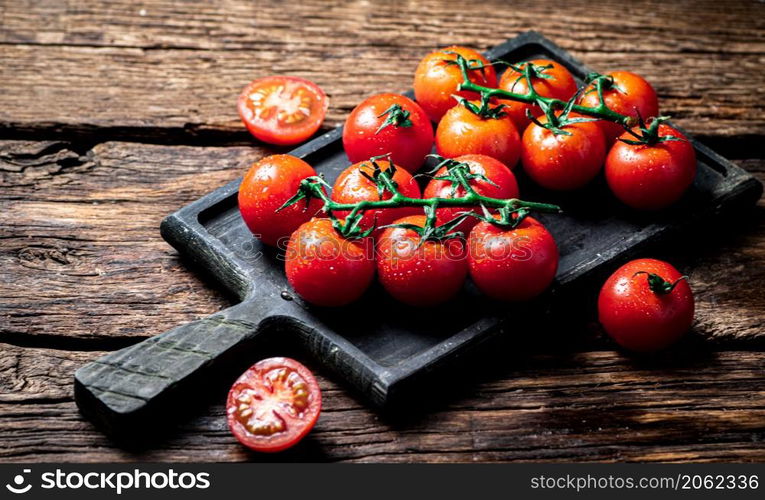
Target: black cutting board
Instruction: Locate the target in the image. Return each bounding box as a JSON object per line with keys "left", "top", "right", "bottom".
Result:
{"left": 74, "top": 31, "right": 762, "bottom": 437}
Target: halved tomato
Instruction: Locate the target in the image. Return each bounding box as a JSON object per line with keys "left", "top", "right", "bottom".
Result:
{"left": 237, "top": 76, "right": 328, "bottom": 146}
{"left": 226, "top": 357, "right": 322, "bottom": 453}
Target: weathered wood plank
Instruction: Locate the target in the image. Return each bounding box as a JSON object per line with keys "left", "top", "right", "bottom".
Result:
{"left": 1, "top": 344, "right": 763, "bottom": 462}
{"left": 1, "top": 140, "right": 763, "bottom": 344}
{"left": 0, "top": 0, "right": 763, "bottom": 144}
{"left": 3, "top": 0, "right": 763, "bottom": 53}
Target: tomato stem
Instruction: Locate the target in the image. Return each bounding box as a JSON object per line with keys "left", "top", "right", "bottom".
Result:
{"left": 375, "top": 103, "right": 413, "bottom": 134}
{"left": 634, "top": 271, "right": 689, "bottom": 295}
{"left": 281, "top": 155, "right": 561, "bottom": 240}
{"left": 454, "top": 55, "right": 636, "bottom": 129}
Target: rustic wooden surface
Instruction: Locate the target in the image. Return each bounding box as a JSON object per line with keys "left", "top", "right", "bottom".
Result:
{"left": 1, "top": 0, "right": 764, "bottom": 462}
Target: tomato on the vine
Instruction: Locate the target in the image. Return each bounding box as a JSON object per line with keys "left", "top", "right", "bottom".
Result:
{"left": 238, "top": 155, "right": 324, "bottom": 247}
{"left": 343, "top": 93, "right": 433, "bottom": 173}
{"left": 413, "top": 46, "right": 497, "bottom": 123}
{"left": 467, "top": 215, "right": 558, "bottom": 301}
{"left": 520, "top": 113, "right": 607, "bottom": 191}
{"left": 227, "top": 357, "right": 321, "bottom": 453}
{"left": 436, "top": 100, "right": 521, "bottom": 168}
{"left": 238, "top": 76, "right": 328, "bottom": 146}
{"left": 285, "top": 218, "right": 375, "bottom": 306}
{"left": 331, "top": 160, "right": 421, "bottom": 236}
{"left": 377, "top": 215, "right": 468, "bottom": 306}
{"left": 498, "top": 59, "right": 578, "bottom": 133}
{"left": 424, "top": 154, "right": 519, "bottom": 234}
{"left": 605, "top": 123, "right": 696, "bottom": 210}
{"left": 579, "top": 71, "right": 659, "bottom": 144}
{"left": 598, "top": 258, "right": 694, "bottom": 352}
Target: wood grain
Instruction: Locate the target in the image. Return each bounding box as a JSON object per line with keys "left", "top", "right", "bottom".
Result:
{"left": 1, "top": 0, "right": 764, "bottom": 146}
{"left": 1, "top": 344, "right": 763, "bottom": 462}
{"left": 1, "top": 0, "right": 764, "bottom": 463}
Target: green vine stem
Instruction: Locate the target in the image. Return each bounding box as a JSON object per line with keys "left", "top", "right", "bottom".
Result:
{"left": 280, "top": 156, "right": 561, "bottom": 240}
{"left": 454, "top": 54, "right": 636, "bottom": 129}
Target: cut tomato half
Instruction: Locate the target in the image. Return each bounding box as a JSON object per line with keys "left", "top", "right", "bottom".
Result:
{"left": 237, "top": 76, "right": 328, "bottom": 146}
{"left": 226, "top": 357, "right": 322, "bottom": 453}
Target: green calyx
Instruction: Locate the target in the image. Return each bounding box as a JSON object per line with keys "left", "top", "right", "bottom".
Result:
{"left": 634, "top": 271, "right": 689, "bottom": 295}
{"left": 375, "top": 103, "right": 413, "bottom": 134}
{"left": 442, "top": 51, "right": 489, "bottom": 73}
{"left": 382, "top": 205, "right": 468, "bottom": 244}
{"left": 527, "top": 90, "right": 597, "bottom": 136}
{"left": 427, "top": 155, "right": 498, "bottom": 197}
{"left": 357, "top": 155, "right": 400, "bottom": 199}
{"left": 619, "top": 115, "right": 686, "bottom": 147}
{"left": 454, "top": 94, "right": 507, "bottom": 120}
{"left": 503, "top": 61, "right": 554, "bottom": 94}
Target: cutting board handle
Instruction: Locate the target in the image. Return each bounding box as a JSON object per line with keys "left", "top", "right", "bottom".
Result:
{"left": 74, "top": 300, "right": 276, "bottom": 438}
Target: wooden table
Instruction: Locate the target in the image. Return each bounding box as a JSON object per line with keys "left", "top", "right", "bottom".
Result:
{"left": 1, "top": 0, "right": 764, "bottom": 463}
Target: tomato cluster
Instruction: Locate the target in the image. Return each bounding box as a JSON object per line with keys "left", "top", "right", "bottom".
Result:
{"left": 229, "top": 45, "right": 701, "bottom": 453}
{"left": 238, "top": 45, "right": 698, "bottom": 312}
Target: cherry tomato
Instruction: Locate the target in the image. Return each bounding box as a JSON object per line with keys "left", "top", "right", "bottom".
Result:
{"left": 605, "top": 124, "right": 696, "bottom": 210}
{"left": 238, "top": 154, "right": 324, "bottom": 247}
{"left": 498, "top": 59, "right": 578, "bottom": 133}
{"left": 285, "top": 218, "right": 375, "bottom": 307}
{"left": 467, "top": 216, "right": 558, "bottom": 301}
{"left": 520, "top": 113, "right": 607, "bottom": 191}
{"left": 598, "top": 258, "right": 694, "bottom": 352}
{"left": 238, "top": 76, "right": 328, "bottom": 146}
{"left": 413, "top": 46, "right": 497, "bottom": 123}
{"left": 377, "top": 215, "right": 468, "bottom": 306}
{"left": 227, "top": 357, "right": 321, "bottom": 453}
{"left": 424, "top": 154, "right": 519, "bottom": 234}
{"left": 579, "top": 71, "right": 659, "bottom": 144}
{"left": 435, "top": 101, "right": 521, "bottom": 168}
{"left": 343, "top": 93, "right": 434, "bottom": 173}
{"left": 331, "top": 160, "right": 421, "bottom": 236}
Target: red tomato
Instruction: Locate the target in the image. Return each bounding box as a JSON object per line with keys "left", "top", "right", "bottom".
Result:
{"left": 598, "top": 259, "right": 694, "bottom": 352}
{"left": 342, "top": 93, "right": 434, "bottom": 173}
{"left": 498, "top": 59, "right": 578, "bottom": 133}
{"left": 238, "top": 76, "right": 328, "bottom": 146}
{"left": 238, "top": 155, "right": 324, "bottom": 247}
{"left": 467, "top": 216, "right": 558, "bottom": 301}
{"left": 435, "top": 101, "right": 521, "bottom": 168}
{"left": 605, "top": 124, "right": 696, "bottom": 210}
{"left": 331, "top": 160, "right": 421, "bottom": 236}
{"left": 520, "top": 114, "right": 607, "bottom": 191}
{"left": 413, "top": 46, "right": 497, "bottom": 123}
{"left": 579, "top": 71, "right": 659, "bottom": 144}
{"left": 377, "top": 215, "right": 468, "bottom": 306}
{"left": 424, "top": 154, "right": 519, "bottom": 234}
{"left": 227, "top": 357, "right": 321, "bottom": 453}
{"left": 285, "top": 218, "right": 375, "bottom": 306}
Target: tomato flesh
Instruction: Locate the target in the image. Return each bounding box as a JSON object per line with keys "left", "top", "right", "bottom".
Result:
{"left": 238, "top": 76, "right": 328, "bottom": 146}
{"left": 227, "top": 357, "right": 321, "bottom": 453}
